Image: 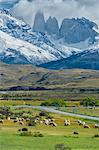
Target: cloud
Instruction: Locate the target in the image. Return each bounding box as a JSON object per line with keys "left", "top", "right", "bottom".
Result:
{"left": 8, "top": 0, "right": 99, "bottom": 26}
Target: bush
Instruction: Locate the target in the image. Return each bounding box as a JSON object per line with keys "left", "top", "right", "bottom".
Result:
{"left": 20, "top": 131, "right": 33, "bottom": 136}
{"left": 39, "top": 111, "right": 48, "bottom": 117}
{"left": 41, "top": 99, "right": 66, "bottom": 107}
{"left": 33, "top": 132, "right": 44, "bottom": 137}
{"left": 80, "top": 97, "right": 98, "bottom": 107}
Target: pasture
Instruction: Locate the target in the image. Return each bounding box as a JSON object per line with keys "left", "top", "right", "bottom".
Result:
{"left": 0, "top": 107, "right": 99, "bottom": 150}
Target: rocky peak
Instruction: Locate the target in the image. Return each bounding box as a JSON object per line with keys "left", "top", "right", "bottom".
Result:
{"left": 46, "top": 16, "right": 59, "bottom": 37}
{"left": 33, "top": 11, "right": 45, "bottom": 33}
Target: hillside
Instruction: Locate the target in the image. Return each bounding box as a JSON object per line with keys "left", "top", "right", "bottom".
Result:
{"left": 39, "top": 48, "right": 99, "bottom": 70}
{"left": 1, "top": 62, "right": 99, "bottom": 91}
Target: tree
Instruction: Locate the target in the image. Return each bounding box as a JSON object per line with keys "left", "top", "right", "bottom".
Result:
{"left": 80, "top": 97, "right": 98, "bottom": 108}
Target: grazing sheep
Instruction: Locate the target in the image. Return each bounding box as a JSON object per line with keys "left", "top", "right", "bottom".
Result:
{"left": 7, "top": 117, "right": 10, "bottom": 121}
{"left": 64, "top": 120, "right": 70, "bottom": 126}
{"left": 84, "top": 125, "right": 90, "bottom": 128}
{"left": 78, "top": 120, "right": 85, "bottom": 126}
{"left": 26, "top": 118, "right": 30, "bottom": 122}
{"left": 49, "top": 122, "right": 57, "bottom": 127}
{"left": 81, "top": 122, "right": 85, "bottom": 126}
{"left": 40, "top": 121, "right": 43, "bottom": 124}
{"left": 28, "top": 123, "right": 33, "bottom": 126}
{"left": 0, "top": 119, "right": 3, "bottom": 123}
{"left": 16, "top": 117, "right": 19, "bottom": 121}
{"left": 43, "top": 119, "right": 49, "bottom": 125}
{"left": 21, "top": 118, "right": 25, "bottom": 121}
{"left": 77, "top": 120, "right": 82, "bottom": 124}
{"left": 21, "top": 128, "right": 28, "bottom": 132}
{"left": 35, "top": 116, "right": 40, "bottom": 122}
{"left": 13, "top": 120, "right": 18, "bottom": 123}
{"left": 73, "top": 131, "right": 79, "bottom": 135}
{"left": 19, "top": 121, "right": 24, "bottom": 126}
{"left": 50, "top": 119, "right": 55, "bottom": 122}
{"left": 95, "top": 124, "right": 99, "bottom": 129}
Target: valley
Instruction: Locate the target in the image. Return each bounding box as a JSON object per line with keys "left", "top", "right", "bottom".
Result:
{"left": 0, "top": 1, "right": 99, "bottom": 150}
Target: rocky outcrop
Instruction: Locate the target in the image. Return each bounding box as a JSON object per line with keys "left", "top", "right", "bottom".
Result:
{"left": 33, "top": 11, "right": 46, "bottom": 33}
{"left": 46, "top": 16, "right": 59, "bottom": 36}
{"left": 59, "top": 17, "right": 98, "bottom": 44}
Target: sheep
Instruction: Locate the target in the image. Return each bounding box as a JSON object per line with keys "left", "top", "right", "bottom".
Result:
{"left": 73, "top": 131, "right": 79, "bottom": 135}
{"left": 26, "top": 118, "right": 30, "bottom": 122}
{"left": 81, "top": 122, "right": 85, "bottom": 126}
{"left": 13, "top": 120, "right": 18, "bottom": 123}
{"left": 21, "top": 128, "right": 28, "bottom": 132}
{"left": 49, "top": 122, "right": 57, "bottom": 127}
{"left": 95, "top": 124, "right": 99, "bottom": 129}
{"left": 50, "top": 119, "right": 55, "bottom": 122}
{"left": 35, "top": 116, "right": 40, "bottom": 122}
{"left": 16, "top": 117, "right": 19, "bottom": 121}
{"left": 7, "top": 117, "right": 10, "bottom": 121}
{"left": 64, "top": 120, "right": 70, "bottom": 126}
{"left": 0, "top": 119, "right": 3, "bottom": 124}
{"left": 19, "top": 121, "right": 24, "bottom": 126}
{"left": 43, "top": 119, "right": 49, "bottom": 125}
{"left": 84, "top": 124, "right": 90, "bottom": 128}
{"left": 40, "top": 121, "right": 43, "bottom": 124}
{"left": 21, "top": 118, "right": 25, "bottom": 122}
{"left": 77, "top": 120, "right": 82, "bottom": 124}
{"left": 77, "top": 120, "right": 85, "bottom": 125}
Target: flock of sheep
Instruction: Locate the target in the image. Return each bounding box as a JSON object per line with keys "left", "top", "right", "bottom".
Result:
{"left": 0, "top": 116, "right": 99, "bottom": 129}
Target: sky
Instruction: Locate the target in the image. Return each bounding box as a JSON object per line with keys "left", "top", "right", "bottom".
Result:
{"left": 0, "top": 0, "right": 99, "bottom": 27}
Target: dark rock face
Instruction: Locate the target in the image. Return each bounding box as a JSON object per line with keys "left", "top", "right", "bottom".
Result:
{"left": 33, "top": 11, "right": 98, "bottom": 44}
{"left": 33, "top": 11, "right": 46, "bottom": 33}
{"left": 59, "top": 18, "right": 98, "bottom": 44}
{"left": 46, "top": 16, "right": 59, "bottom": 37}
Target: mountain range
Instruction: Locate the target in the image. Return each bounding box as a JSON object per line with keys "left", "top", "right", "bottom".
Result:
{"left": 33, "top": 11, "right": 98, "bottom": 44}
{"left": 0, "top": 9, "right": 99, "bottom": 70}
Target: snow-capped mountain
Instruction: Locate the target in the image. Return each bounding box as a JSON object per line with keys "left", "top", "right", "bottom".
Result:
{"left": 0, "top": 9, "right": 82, "bottom": 65}
{"left": 0, "top": 8, "right": 99, "bottom": 69}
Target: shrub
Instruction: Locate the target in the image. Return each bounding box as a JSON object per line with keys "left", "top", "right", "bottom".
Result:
{"left": 33, "top": 132, "right": 44, "bottom": 137}
{"left": 20, "top": 131, "right": 33, "bottom": 136}
{"left": 39, "top": 111, "right": 48, "bottom": 117}
{"left": 41, "top": 99, "right": 66, "bottom": 107}
{"left": 80, "top": 97, "right": 98, "bottom": 107}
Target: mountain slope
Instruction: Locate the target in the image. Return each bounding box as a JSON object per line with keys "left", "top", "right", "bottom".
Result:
{"left": 39, "top": 43, "right": 99, "bottom": 70}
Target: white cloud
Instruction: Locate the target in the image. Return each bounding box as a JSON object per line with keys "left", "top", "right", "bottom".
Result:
{"left": 7, "top": 0, "right": 99, "bottom": 27}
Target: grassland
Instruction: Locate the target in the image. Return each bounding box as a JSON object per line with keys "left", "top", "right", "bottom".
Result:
{"left": 0, "top": 99, "right": 99, "bottom": 118}
{"left": 0, "top": 107, "right": 99, "bottom": 150}
{"left": 59, "top": 107, "right": 99, "bottom": 117}
{"left": 0, "top": 63, "right": 99, "bottom": 149}
{"left": 0, "top": 129, "right": 99, "bottom": 150}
